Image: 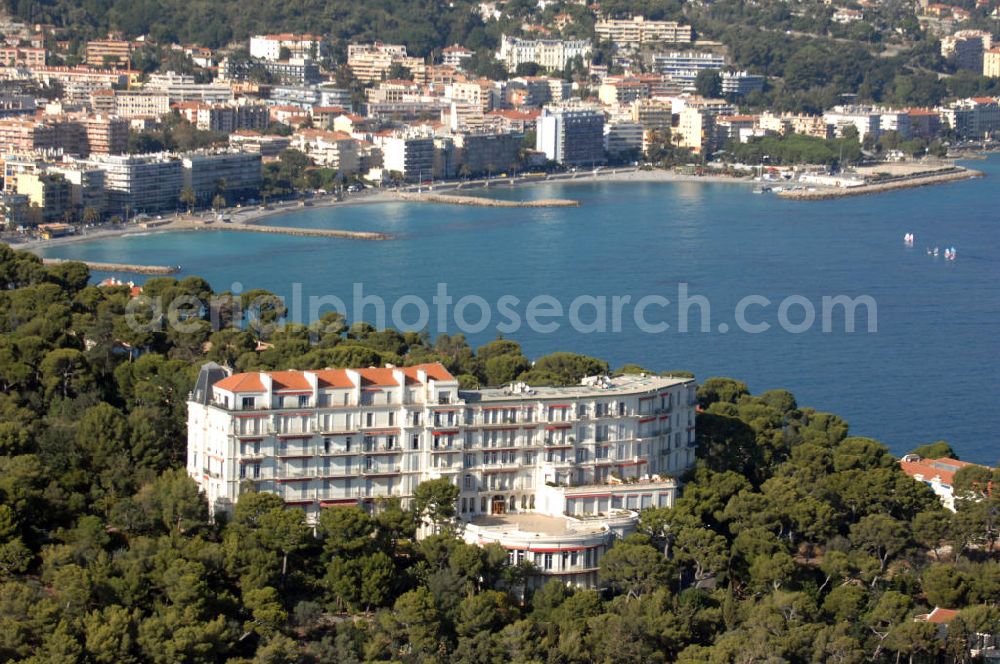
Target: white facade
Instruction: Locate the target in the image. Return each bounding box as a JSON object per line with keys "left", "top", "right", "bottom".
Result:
{"left": 186, "top": 363, "right": 697, "bottom": 540}
{"left": 250, "top": 34, "right": 325, "bottom": 62}
{"left": 498, "top": 36, "right": 592, "bottom": 73}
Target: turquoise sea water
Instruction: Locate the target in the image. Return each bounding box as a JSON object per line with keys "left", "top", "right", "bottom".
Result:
{"left": 38, "top": 158, "right": 1000, "bottom": 463}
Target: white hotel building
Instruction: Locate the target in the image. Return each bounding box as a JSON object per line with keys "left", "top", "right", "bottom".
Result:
{"left": 187, "top": 362, "right": 697, "bottom": 587}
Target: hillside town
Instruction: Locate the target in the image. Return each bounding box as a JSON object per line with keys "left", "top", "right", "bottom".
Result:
{"left": 0, "top": 3, "right": 997, "bottom": 232}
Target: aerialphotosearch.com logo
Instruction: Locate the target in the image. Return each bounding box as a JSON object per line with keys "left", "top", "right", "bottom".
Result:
{"left": 125, "top": 282, "right": 878, "bottom": 336}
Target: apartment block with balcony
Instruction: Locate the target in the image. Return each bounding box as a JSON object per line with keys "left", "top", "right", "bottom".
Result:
{"left": 181, "top": 150, "right": 262, "bottom": 205}
{"left": 187, "top": 362, "right": 697, "bottom": 589}
{"left": 595, "top": 17, "right": 693, "bottom": 48}
{"left": 88, "top": 153, "right": 183, "bottom": 214}
{"left": 536, "top": 105, "right": 606, "bottom": 166}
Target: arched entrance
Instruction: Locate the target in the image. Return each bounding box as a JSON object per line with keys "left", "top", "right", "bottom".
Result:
{"left": 491, "top": 495, "right": 506, "bottom": 515}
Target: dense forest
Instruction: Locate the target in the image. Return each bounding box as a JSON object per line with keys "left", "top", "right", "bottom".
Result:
{"left": 0, "top": 242, "right": 999, "bottom": 663}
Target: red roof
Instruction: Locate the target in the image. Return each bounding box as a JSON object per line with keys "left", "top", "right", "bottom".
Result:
{"left": 918, "top": 608, "right": 960, "bottom": 624}
{"left": 215, "top": 373, "right": 266, "bottom": 393}
{"left": 899, "top": 457, "right": 975, "bottom": 486}
{"left": 213, "top": 362, "right": 455, "bottom": 394}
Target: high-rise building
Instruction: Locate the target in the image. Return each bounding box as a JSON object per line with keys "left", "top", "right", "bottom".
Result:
{"left": 536, "top": 106, "right": 606, "bottom": 166}
{"left": 181, "top": 151, "right": 262, "bottom": 205}
{"left": 88, "top": 153, "right": 184, "bottom": 214}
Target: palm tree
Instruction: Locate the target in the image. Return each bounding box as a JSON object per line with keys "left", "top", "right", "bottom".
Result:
{"left": 179, "top": 186, "right": 196, "bottom": 214}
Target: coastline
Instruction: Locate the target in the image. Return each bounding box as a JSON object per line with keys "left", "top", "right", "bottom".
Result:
{"left": 7, "top": 162, "right": 982, "bottom": 252}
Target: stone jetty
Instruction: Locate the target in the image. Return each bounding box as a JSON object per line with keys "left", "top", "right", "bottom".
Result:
{"left": 395, "top": 192, "right": 580, "bottom": 207}
{"left": 778, "top": 167, "right": 981, "bottom": 200}
{"left": 213, "top": 224, "right": 391, "bottom": 241}
{"left": 42, "top": 258, "right": 179, "bottom": 275}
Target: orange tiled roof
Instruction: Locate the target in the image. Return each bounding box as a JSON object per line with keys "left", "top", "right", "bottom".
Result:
{"left": 920, "top": 608, "right": 960, "bottom": 624}
{"left": 215, "top": 373, "right": 266, "bottom": 393}
{"left": 899, "top": 457, "right": 975, "bottom": 485}
{"left": 213, "top": 362, "right": 455, "bottom": 393}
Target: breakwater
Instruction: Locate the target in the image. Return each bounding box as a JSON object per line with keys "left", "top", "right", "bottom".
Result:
{"left": 395, "top": 192, "right": 580, "bottom": 208}
{"left": 42, "top": 257, "right": 179, "bottom": 275}
{"left": 213, "top": 224, "right": 391, "bottom": 241}
{"left": 778, "top": 167, "right": 982, "bottom": 200}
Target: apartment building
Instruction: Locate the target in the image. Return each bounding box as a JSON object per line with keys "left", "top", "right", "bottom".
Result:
{"left": 498, "top": 36, "right": 592, "bottom": 73}
{"left": 508, "top": 76, "right": 572, "bottom": 107}
{"left": 378, "top": 133, "right": 436, "bottom": 180}
{"left": 603, "top": 122, "right": 644, "bottom": 156}
{"left": 229, "top": 131, "right": 291, "bottom": 158}
{"left": 536, "top": 105, "right": 606, "bottom": 166}
{"left": 15, "top": 171, "right": 71, "bottom": 220}
{"left": 720, "top": 71, "right": 765, "bottom": 97}
{"left": 939, "top": 96, "right": 1000, "bottom": 139}
{"left": 441, "top": 44, "right": 473, "bottom": 69}
{"left": 676, "top": 106, "right": 715, "bottom": 154}
{"left": 598, "top": 77, "right": 651, "bottom": 105}
{"left": 47, "top": 163, "right": 106, "bottom": 213}
{"left": 181, "top": 151, "right": 262, "bottom": 204}
{"left": 0, "top": 46, "right": 45, "bottom": 67}
{"left": 595, "top": 17, "right": 693, "bottom": 48}
{"left": 174, "top": 101, "right": 271, "bottom": 133}
{"left": 758, "top": 111, "right": 832, "bottom": 139}
{"left": 80, "top": 114, "right": 129, "bottom": 154}
{"left": 985, "top": 47, "right": 1000, "bottom": 78}
{"left": 249, "top": 33, "right": 325, "bottom": 61}
{"left": 823, "top": 105, "right": 883, "bottom": 141}
{"left": 291, "top": 129, "right": 361, "bottom": 174}
{"left": 186, "top": 363, "right": 697, "bottom": 587}
{"left": 347, "top": 43, "right": 424, "bottom": 83}
{"left": 652, "top": 52, "right": 726, "bottom": 89}
{"left": 451, "top": 130, "right": 524, "bottom": 175}
{"left": 448, "top": 80, "right": 499, "bottom": 114}
{"left": 86, "top": 39, "right": 132, "bottom": 67}
{"left": 91, "top": 89, "right": 171, "bottom": 118}
{"left": 88, "top": 153, "right": 184, "bottom": 214}
{"left": 145, "top": 72, "right": 234, "bottom": 104}
{"left": 630, "top": 99, "right": 673, "bottom": 131}
{"left": 941, "top": 30, "right": 993, "bottom": 71}
{"left": 0, "top": 116, "right": 86, "bottom": 154}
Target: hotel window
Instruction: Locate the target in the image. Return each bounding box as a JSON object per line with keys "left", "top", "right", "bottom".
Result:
{"left": 386, "top": 435, "right": 395, "bottom": 449}
{"left": 252, "top": 463, "right": 260, "bottom": 478}
{"left": 465, "top": 453, "right": 476, "bottom": 468}
{"left": 366, "top": 413, "right": 374, "bottom": 427}
{"left": 241, "top": 396, "right": 256, "bottom": 410}
{"left": 464, "top": 474, "right": 474, "bottom": 489}
{"left": 345, "top": 437, "right": 352, "bottom": 452}
{"left": 411, "top": 435, "right": 420, "bottom": 450}
{"left": 323, "top": 438, "right": 331, "bottom": 453}
{"left": 239, "top": 464, "right": 247, "bottom": 479}
{"left": 543, "top": 553, "right": 553, "bottom": 570}
{"left": 524, "top": 408, "right": 534, "bottom": 423}
{"left": 388, "top": 412, "right": 395, "bottom": 426}
{"left": 298, "top": 395, "right": 309, "bottom": 407}
{"left": 618, "top": 402, "right": 626, "bottom": 416}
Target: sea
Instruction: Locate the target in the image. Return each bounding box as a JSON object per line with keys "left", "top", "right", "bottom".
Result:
{"left": 36, "top": 156, "right": 1000, "bottom": 464}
